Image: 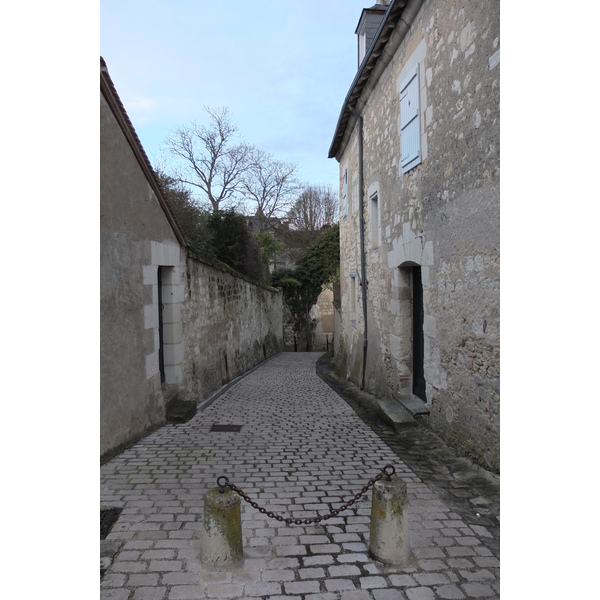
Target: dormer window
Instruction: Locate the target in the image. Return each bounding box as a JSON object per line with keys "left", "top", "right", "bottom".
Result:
{"left": 358, "top": 31, "right": 367, "bottom": 64}
{"left": 355, "top": 1, "right": 389, "bottom": 67}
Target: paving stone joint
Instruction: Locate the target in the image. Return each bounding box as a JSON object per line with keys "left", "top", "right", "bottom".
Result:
{"left": 101, "top": 353, "right": 499, "bottom": 599}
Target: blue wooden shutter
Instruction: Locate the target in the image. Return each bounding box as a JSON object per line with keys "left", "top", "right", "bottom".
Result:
{"left": 400, "top": 65, "right": 420, "bottom": 173}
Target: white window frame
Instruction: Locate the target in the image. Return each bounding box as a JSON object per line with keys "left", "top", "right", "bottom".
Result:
{"left": 370, "top": 191, "right": 380, "bottom": 249}
{"left": 342, "top": 167, "right": 348, "bottom": 218}
{"left": 358, "top": 32, "right": 367, "bottom": 65}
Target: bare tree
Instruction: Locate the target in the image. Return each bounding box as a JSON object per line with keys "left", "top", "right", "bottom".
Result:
{"left": 286, "top": 184, "right": 338, "bottom": 235}
{"left": 154, "top": 168, "right": 214, "bottom": 257}
{"left": 164, "top": 107, "right": 253, "bottom": 212}
{"left": 242, "top": 150, "right": 300, "bottom": 230}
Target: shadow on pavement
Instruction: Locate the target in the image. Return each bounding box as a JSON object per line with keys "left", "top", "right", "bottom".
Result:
{"left": 316, "top": 352, "right": 500, "bottom": 557}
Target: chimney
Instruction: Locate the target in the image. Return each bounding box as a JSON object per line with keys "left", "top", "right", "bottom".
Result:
{"left": 356, "top": 2, "right": 389, "bottom": 68}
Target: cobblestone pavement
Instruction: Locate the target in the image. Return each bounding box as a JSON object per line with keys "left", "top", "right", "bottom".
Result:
{"left": 101, "top": 352, "right": 500, "bottom": 600}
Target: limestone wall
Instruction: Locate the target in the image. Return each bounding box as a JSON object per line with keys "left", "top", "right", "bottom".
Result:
{"left": 335, "top": 0, "right": 500, "bottom": 471}
{"left": 179, "top": 258, "right": 283, "bottom": 402}
{"left": 281, "top": 287, "right": 334, "bottom": 352}
{"left": 101, "top": 81, "right": 283, "bottom": 462}
{"left": 101, "top": 88, "right": 183, "bottom": 462}
{"left": 310, "top": 288, "right": 335, "bottom": 351}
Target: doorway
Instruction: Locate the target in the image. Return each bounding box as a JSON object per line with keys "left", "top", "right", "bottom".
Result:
{"left": 157, "top": 267, "right": 166, "bottom": 385}
{"left": 400, "top": 263, "right": 426, "bottom": 401}
{"left": 410, "top": 266, "right": 426, "bottom": 401}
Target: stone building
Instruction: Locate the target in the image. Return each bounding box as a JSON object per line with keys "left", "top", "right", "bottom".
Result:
{"left": 101, "top": 58, "right": 283, "bottom": 462}
{"left": 329, "top": 0, "right": 499, "bottom": 471}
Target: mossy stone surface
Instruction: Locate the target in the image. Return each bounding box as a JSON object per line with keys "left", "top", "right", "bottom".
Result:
{"left": 201, "top": 487, "right": 243, "bottom": 565}
{"left": 369, "top": 477, "right": 412, "bottom": 566}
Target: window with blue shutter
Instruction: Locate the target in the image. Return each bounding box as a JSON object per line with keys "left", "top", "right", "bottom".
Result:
{"left": 400, "top": 65, "right": 421, "bottom": 173}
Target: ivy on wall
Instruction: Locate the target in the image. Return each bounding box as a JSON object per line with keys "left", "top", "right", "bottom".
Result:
{"left": 271, "top": 223, "right": 339, "bottom": 334}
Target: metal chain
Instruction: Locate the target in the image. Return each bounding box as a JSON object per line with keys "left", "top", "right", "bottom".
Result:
{"left": 216, "top": 465, "right": 395, "bottom": 527}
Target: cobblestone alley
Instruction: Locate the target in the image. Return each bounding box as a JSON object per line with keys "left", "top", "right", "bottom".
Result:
{"left": 101, "top": 352, "right": 500, "bottom": 600}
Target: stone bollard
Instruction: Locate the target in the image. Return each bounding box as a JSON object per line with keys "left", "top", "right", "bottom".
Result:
{"left": 200, "top": 482, "right": 243, "bottom": 566}
{"left": 369, "top": 475, "right": 411, "bottom": 566}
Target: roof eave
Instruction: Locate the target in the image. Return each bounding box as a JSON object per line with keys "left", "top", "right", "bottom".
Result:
{"left": 100, "top": 57, "right": 186, "bottom": 247}
{"left": 328, "top": 0, "right": 413, "bottom": 161}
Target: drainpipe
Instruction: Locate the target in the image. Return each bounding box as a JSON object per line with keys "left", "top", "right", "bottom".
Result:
{"left": 348, "top": 105, "right": 368, "bottom": 390}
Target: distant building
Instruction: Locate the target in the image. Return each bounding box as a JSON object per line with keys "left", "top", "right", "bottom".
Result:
{"left": 246, "top": 211, "right": 336, "bottom": 352}
{"left": 329, "top": 0, "right": 499, "bottom": 471}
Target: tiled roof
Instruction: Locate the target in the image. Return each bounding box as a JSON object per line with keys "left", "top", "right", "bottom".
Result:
{"left": 328, "top": 0, "right": 410, "bottom": 160}
{"left": 100, "top": 57, "right": 186, "bottom": 246}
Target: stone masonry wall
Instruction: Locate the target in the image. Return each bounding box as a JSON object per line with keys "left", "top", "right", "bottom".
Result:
{"left": 179, "top": 257, "right": 283, "bottom": 403}
{"left": 101, "top": 87, "right": 182, "bottom": 462}
{"left": 101, "top": 86, "right": 283, "bottom": 462}
{"left": 311, "top": 287, "right": 335, "bottom": 351}
{"left": 336, "top": 0, "right": 500, "bottom": 471}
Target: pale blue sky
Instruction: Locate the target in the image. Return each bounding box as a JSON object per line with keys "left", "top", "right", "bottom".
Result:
{"left": 100, "top": 0, "right": 375, "bottom": 193}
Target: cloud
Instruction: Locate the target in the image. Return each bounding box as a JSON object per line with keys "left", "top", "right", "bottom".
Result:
{"left": 101, "top": 0, "right": 371, "bottom": 190}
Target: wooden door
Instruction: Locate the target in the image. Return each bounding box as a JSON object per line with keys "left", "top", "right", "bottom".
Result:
{"left": 411, "top": 266, "right": 426, "bottom": 401}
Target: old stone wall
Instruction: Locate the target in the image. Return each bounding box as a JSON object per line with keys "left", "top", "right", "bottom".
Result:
{"left": 179, "top": 258, "right": 283, "bottom": 402}
{"left": 335, "top": 0, "right": 500, "bottom": 471}
{"left": 101, "top": 79, "right": 283, "bottom": 463}
{"left": 101, "top": 87, "right": 183, "bottom": 462}
{"left": 281, "top": 287, "right": 334, "bottom": 352}
{"left": 311, "top": 287, "right": 335, "bottom": 351}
